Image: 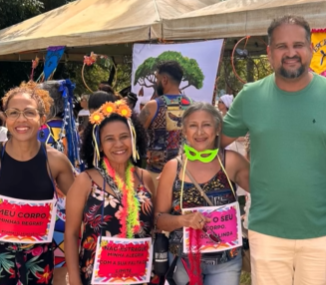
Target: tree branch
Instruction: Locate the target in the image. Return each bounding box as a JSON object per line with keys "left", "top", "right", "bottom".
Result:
{"left": 145, "top": 75, "right": 155, "bottom": 84}
{"left": 180, "top": 83, "right": 191, "bottom": 90}
{"left": 138, "top": 78, "right": 155, "bottom": 88}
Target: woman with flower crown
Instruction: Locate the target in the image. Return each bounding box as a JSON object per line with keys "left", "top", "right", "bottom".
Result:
{"left": 65, "top": 100, "right": 154, "bottom": 285}
{"left": 155, "top": 102, "right": 250, "bottom": 285}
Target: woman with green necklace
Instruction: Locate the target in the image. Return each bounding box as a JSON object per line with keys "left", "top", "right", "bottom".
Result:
{"left": 65, "top": 100, "right": 155, "bottom": 285}
{"left": 155, "top": 102, "right": 250, "bottom": 285}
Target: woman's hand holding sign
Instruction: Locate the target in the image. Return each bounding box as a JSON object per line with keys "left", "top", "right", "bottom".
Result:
{"left": 182, "top": 211, "right": 210, "bottom": 230}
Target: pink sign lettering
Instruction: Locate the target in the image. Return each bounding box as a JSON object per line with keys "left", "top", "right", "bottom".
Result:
{"left": 183, "top": 203, "right": 242, "bottom": 253}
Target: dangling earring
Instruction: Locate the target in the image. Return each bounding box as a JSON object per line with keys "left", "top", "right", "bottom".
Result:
{"left": 39, "top": 129, "right": 45, "bottom": 139}
{"left": 39, "top": 124, "right": 45, "bottom": 139}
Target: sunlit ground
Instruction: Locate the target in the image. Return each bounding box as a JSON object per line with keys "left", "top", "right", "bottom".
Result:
{"left": 240, "top": 272, "right": 251, "bottom": 285}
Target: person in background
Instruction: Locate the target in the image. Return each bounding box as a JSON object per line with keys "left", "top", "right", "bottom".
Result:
{"left": 98, "top": 81, "right": 115, "bottom": 94}
{"left": 124, "top": 91, "right": 138, "bottom": 110}
{"left": 88, "top": 90, "right": 117, "bottom": 114}
{"left": 0, "top": 110, "right": 8, "bottom": 142}
{"left": 119, "top": 86, "right": 138, "bottom": 110}
{"left": 38, "top": 81, "right": 66, "bottom": 151}
{"left": 138, "top": 61, "right": 192, "bottom": 195}
{"left": 78, "top": 94, "right": 90, "bottom": 117}
{"left": 77, "top": 94, "right": 90, "bottom": 135}
{"left": 221, "top": 15, "right": 326, "bottom": 285}
{"left": 98, "top": 81, "right": 122, "bottom": 99}
{"left": 38, "top": 79, "right": 81, "bottom": 285}
{"left": 217, "top": 93, "right": 247, "bottom": 195}
{"left": 217, "top": 94, "right": 234, "bottom": 116}
{"left": 0, "top": 81, "right": 74, "bottom": 285}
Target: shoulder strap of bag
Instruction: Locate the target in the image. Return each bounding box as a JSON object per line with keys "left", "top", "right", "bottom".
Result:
{"left": 176, "top": 157, "right": 213, "bottom": 207}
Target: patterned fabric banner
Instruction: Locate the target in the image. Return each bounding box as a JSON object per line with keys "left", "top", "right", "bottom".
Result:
{"left": 131, "top": 40, "right": 224, "bottom": 112}
{"left": 310, "top": 29, "right": 326, "bottom": 76}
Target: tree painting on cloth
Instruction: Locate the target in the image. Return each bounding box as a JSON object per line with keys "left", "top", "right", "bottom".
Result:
{"left": 134, "top": 51, "right": 204, "bottom": 98}
{"left": 131, "top": 40, "right": 224, "bottom": 112}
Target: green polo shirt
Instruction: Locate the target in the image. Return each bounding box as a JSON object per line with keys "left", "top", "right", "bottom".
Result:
{"left": 223, "top": 73, "right": 326, "bottom": 239}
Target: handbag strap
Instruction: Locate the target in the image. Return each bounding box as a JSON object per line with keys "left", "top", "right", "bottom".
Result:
{"left": 176, "top": 157, "right": 213, "bottom": 207}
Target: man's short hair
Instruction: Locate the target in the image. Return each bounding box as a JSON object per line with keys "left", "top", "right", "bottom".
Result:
{"left": 156, "top": 61, "right": 183, "bottom": 84}
{"left": 267, "top": 15, "right": 311, "bottom": 45}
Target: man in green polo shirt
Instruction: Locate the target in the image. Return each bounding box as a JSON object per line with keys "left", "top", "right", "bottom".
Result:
{"left": 222, "top": 15, "right": 326, "bottom": 285}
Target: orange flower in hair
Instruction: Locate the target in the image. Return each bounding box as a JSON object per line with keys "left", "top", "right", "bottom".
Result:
{"left": 89, "top": 111, "right": 104, "bottom": 125}
{"left": 101, "top": 102, "right": 116, "bottom": 116}
{"left": 117, "top": 104, "right": 132, "bottom": 118}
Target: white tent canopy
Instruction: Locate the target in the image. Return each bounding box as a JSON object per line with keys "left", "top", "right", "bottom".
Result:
{"left": 0, "top": 0, "right": 217, "bottom": 59}
{"left": 163, "top": 0, "right": 326, "bottom": 40}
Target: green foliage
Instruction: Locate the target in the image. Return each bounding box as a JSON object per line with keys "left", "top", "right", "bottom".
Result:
{"left": 0, "top": 0, "right": 76, "bottom": 97}
{"left": 240, "top": 272, "right": 251, "bottom": 285}
{"left": 217, "top": 56, "right": 272, "bottom": 96}
{"left": 0, "top": 0, "right": 44, "bottom": 95}
{"left": 115, "top": 63, "right": 132, "bottom": 92}
{"left": 52, "top": 58, "right": 132, "bottom": 96}
{"left": 133, "top": 57, "right": 157, "bottom": 87}
{"left": 42, "top": 0, "right": 74, "bottom": 12}
{"left": 59, "top": 62, "right": 110, "bottom": 96}
{"left": 134, "top": 51, "right": 204, "bottom": 91}
{"left": 0, "top": 0, "right": 43, "bottom": 29}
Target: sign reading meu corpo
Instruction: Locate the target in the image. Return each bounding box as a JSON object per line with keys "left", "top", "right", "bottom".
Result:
{"left": 0, "top": 195, "right": 56, "bottom": 243}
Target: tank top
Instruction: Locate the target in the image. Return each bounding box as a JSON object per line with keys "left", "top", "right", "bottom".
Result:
{"left": 0, "top": 145, "right": 54, "bottom": 200}
{"left": 146, "top": 94, "right": 192, "bottom": 173}
{"left": 169, "top": 152, "right": 241, "bottom": 265}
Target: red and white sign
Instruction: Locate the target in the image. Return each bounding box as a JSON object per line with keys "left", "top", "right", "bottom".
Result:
{"left": 92, "top": 237, "right": 152, "bottom": 284}
{"left": 0, "top": 195, "right": 56, "bottom": 243}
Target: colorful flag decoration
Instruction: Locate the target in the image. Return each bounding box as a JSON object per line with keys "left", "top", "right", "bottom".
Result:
{"left": 310, "top": 29, "right": 326, "bottom": 76}
{"left": 44, "top": 46, "right": 65, "bottom": 80}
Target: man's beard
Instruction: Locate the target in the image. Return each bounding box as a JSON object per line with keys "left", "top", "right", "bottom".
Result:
{"left": 278, "top": 56, "right": 305, "bottom": 79}
{"left": 156, "top": 82, "right": 164, "bottom": 96}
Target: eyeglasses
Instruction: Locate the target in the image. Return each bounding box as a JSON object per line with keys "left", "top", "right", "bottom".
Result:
{"left": 5, "top": 108, "right": 40, "bottom": 120}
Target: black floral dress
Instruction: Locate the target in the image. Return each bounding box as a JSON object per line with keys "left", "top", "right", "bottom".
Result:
{"left": 79, "top": 173, "right": 154, "bottom": 285}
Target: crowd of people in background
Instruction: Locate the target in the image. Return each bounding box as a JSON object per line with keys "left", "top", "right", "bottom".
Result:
{"left": 0, "top": 14, "right": 325, "bottom": 285}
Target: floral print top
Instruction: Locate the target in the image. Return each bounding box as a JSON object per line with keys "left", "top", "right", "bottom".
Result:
{"left": 169, "top": 155, "right": 241, "bottom": 265}
{"left": 79, "top": 174, "right": 153, "bottom": 285}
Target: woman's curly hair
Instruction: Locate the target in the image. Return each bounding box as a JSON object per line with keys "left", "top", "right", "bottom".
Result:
{"left": 3, "top": 81, "right": 53, "bottom": 116}
{"left": 81, "top": 113, "right": 147, "bottom": 169}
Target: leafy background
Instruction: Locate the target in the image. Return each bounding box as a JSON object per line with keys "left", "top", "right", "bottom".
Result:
{"left": 0, "top": 0, "right": 131, "bottom": 98}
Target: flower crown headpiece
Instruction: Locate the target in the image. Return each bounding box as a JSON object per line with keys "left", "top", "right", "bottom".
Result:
{"left": 90, "top": 100, "right": 139, "bottom": 166}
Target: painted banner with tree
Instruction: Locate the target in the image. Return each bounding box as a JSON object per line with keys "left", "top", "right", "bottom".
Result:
{"left": 131, "top": 40, "right": 224, "bottom": 112}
